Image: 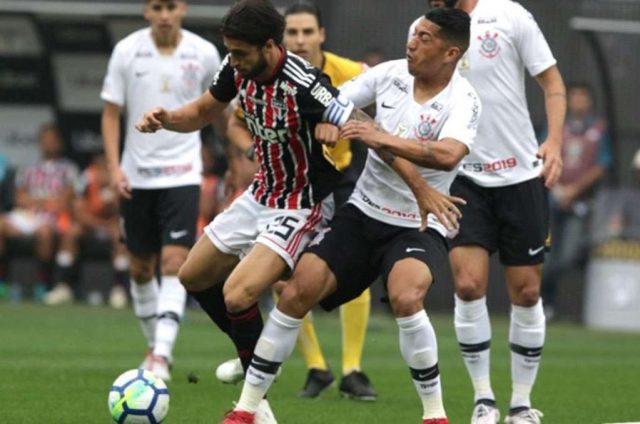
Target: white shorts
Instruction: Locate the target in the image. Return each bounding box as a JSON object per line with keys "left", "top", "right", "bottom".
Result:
{"left": 6, "top": 209, "right": 53, "bottom": 235}
{"left": 204, "top": 190, "right": 328, "bottom": 269}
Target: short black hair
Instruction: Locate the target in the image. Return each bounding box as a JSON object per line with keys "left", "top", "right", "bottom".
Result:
{"left": 285, "top": 1, "right": 323, "bottom": 28}
{"left": 425, "top": 7, "right": 470, "bottom": 54}
{"left": 221, "top": 0, "right": 285, "bottom": 46}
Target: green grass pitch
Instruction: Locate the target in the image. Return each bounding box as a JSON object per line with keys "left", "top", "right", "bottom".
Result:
{"left": 1, "top": 303, "right": 639, "bottom": 423}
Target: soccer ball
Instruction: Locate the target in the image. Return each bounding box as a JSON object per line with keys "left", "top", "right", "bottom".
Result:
{"left": 108, "top": 369, "right": 170, "bottom": 423}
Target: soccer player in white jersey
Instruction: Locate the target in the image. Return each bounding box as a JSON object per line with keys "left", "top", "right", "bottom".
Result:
{"left": 222, "top": 8, "right": 480, "bottom": 424}
{"left": 101, "top": 0, "right": 222, "bottom": 381}
{"left": 412, "top": 1, "right": 566, "bottom": 423}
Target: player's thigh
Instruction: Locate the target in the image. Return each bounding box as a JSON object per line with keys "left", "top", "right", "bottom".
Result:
{"left": 384, "top": 229, "right": 447, "bottom": 315}
{"left": 223, "top": 243, "right": 290, "bottom": 311}
{"left": 312, "top": 205, "right": 376, "bottom": 311}
{"left": 496, "top": 178, "right": 548, "bottom": 266}
{"left": 158, "top": 185, "right": 199, "bottom": 249}
{"left": 120, "top": 189, "right": 161, "bottom": 255}
{"left": 449, "top": 245, "right": 491, "bottom": 293}
{"left": 279, "top": 252, "right": 339, "bottom": 318}
{"left": 179, "top": 234, "right": 239, "bottom": 291}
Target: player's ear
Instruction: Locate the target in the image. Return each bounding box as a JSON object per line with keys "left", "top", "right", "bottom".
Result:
{"left": 444, "top": 45, "right": 461, "bottom": 64}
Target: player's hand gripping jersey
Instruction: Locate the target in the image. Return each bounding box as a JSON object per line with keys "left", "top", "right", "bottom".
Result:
{"left": 210, "top": 49, "right": 354, "bottom": 209}
{"left": 339, "top": 59, "right": 481, "bottom": 237}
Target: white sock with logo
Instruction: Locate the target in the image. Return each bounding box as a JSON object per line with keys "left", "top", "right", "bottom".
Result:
{"left": 130, "top": 278, "right": 159, "bottom": 348}
{"left": 236, "top": 307, "right": 302, "bottom": 413}
{"left": 154, "top": 275, "right": 187, "bottom": 361}
{"left": 454, "top": 295, "right": 495, "bottom": 403}
{"left": 397, "top": 310, "right": 446, "bottom": 420}
{"left": 510, "top": 299, "right": 545, "bottom": 409}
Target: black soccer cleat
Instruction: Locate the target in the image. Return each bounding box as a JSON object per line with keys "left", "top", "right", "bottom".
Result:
{"left": 339, "top": 371, "right": 377, "bottom": 401}
{"left": 298, "top": 368, "right": 335, "bottom": 398}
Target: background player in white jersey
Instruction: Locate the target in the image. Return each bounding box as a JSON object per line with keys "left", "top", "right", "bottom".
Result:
{"left": 101, "top": 0, "right": 222, "bottom": 381}
{"left": 416, "top": 1, "right": 566, "bottom": 423}
{"left": 223, "top": 8, "right": 479, "bottom": 424}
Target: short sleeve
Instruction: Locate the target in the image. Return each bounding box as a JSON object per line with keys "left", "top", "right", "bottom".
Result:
{"left": 298, "top": 71, "right": 354, "bottom": 127}
{"left": 512, "top": 4, "right": 556, "bottom": 77}
{"left": 209, "top": 55, "right": 237, "bottom": 103}
{"left": 101, "top": 44, "right": 127, "bottom": 106}
{"left": 338, "top": 62, "right": 383, "bottom": 109}
{"left": 439, "top": 88, "right": 482, "bottom": 150}
{"left": 201, "top": 44, "right": 222, "bottom": 93}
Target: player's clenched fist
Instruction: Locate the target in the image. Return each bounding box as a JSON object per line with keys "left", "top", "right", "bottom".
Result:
{"left": 136, "top": 107, "right": 170, "bottom": 133}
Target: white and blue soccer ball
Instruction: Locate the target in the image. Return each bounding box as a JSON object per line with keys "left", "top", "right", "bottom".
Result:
{"left": 108, "top": 369, "right": 170, "bottom": 424}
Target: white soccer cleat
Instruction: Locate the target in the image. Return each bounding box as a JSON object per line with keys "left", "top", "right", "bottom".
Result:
{"left": 43, "top": 283, "right": 74, "bottom": 305}
{"left": 471, "top": 403, "right": 500, "bottom": 424}
{"left": 256, "top": 399, "right": 278, "bottom": 424}
{"left": 504, "top": 408, "right": 543, "bottom": 424}
{"left": 216, "top": 358, "right": 244, "bottom": 384}
{"left": 148, "top": 355, "right": 172, "bottom": 382}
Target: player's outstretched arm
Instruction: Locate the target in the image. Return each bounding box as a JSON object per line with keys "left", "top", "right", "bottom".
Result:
{"left": 535, "top": 64, "right": 566, "bottom": 188}
{"left": 322, "top": 109, "right": 465, "bottom": 231}
{"left": 135, "top": 91, "right": 228, "bottom": 134}
{"left": 340, "top": 120, "right": 468, "bottom": 171}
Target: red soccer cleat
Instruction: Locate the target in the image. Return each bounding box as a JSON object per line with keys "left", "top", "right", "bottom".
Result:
{"left": 423, "top": 418, "right": 449, "bottom": 424}
{"left": 220, "top": 410, "right": 255, "bottom": 424}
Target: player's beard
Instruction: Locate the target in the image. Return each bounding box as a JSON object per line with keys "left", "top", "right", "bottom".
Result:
{"left": 241, "top": 53, "right": 269, "bottom": 80}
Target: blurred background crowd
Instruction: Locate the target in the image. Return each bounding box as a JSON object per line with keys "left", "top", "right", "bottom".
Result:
{"left": 0, "top": 0, "right": 639, "bottom": 331}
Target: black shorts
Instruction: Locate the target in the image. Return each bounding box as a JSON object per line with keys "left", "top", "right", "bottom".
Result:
{"left": 449, "top": 176, "right": 549, "bottom": 266}
{"left": 307, "top": 204, "right": 449, "bottom": 311}
{"left": 120, "top": 185, "right": 200, "bottom": 254}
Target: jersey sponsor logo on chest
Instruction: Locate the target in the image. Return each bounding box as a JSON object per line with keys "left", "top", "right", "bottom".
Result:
{"left": 245, "top": 113, "right": 288, "bottom": 144}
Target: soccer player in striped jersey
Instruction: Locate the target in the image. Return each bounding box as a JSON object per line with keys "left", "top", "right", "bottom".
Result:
{"left": 221, "top": 1, "right": 376, "bottom": 401}
{"left": 136, "top": 1, "right": 436, "bottom": 421}
{"left": 223, "top": 8, "right": 478, "bottom": 424}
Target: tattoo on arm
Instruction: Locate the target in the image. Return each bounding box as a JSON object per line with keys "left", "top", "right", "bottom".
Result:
{"left": 347, "top": 107, "right": 396, "bottom": 164}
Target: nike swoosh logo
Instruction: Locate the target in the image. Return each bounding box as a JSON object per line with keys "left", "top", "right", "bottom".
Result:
{"left": 528, "top": 246, "right": 544, "bottom": 256}
{"left": 170, "top": 230, "right": 188, "bottom": 239}
{"left": 381, "top": 102, "right": 395, "bottom": 109}
{"left": 135, "top": 71, "right": 149, "bottom": 77}
{"left": 406, "top": 247, "right": 426, "bottom": 253}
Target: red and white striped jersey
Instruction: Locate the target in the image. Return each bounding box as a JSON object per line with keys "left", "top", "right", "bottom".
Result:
{"left": 209, "top": 48, "right": 354, "bottom": 209}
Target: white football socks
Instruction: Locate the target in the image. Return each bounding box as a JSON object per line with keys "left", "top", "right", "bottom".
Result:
{"left": 397, "top": 310, "right": 446, "bottom": 420}
{"left": 509, "top": 299, "right": 545, "bottom": 409}
{"left": 236, "top": 307, "right": 302, "bottom": 413}
{"left": 454, "top": 295, "right": 495, "bottom": 403}
{"left": 154, "top": 275, "right": 187, "bottom": 361}
{"left": 130, "top": 278, "right": 159, "bottom": 348}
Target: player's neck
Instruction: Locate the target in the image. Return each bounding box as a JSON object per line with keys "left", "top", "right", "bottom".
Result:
{"left": 309, "top": 51, "right": 325, "bottom": 70}
{"left": 413, "top": 72, "right": 452, "bottom": 104}
{"left": 457, "top": 0, "right": 478, "bottom": 14}
{"left": 152, "top": 29, "right": 182, "bottom": 55}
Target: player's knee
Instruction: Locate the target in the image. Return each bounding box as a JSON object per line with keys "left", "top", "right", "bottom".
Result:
{"left": 454, "top": 277, "right": 484, "bottom": 301}
{"left": 177, "top": 262, "right": 202, "bottom": 292}
{"left": 130, "top": 262, "right": 154, "bottom": 284}
{"left": 515, "top": 284, "right": 541, "bottom": 306}
{"left": 223, "top": 283, "right": 260, "bottom": 313}
{"left": 388, "top": 286, "right": 426, "bottom": 316}
{"left": 279, "top": 279, "right": 315, "bottom": 317}
{"left": 161, "top": 254, "right": 185, "bottom": 276}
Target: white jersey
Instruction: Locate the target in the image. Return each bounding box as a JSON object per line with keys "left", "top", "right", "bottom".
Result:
{"left": 101, "top": 28, "right": 221, "bottom": 189}
{"left": 410, "top": 1, "right": 556, "bottom": 187}
{"left": 339, "top": 59, "right": 481, "bottom": 237}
